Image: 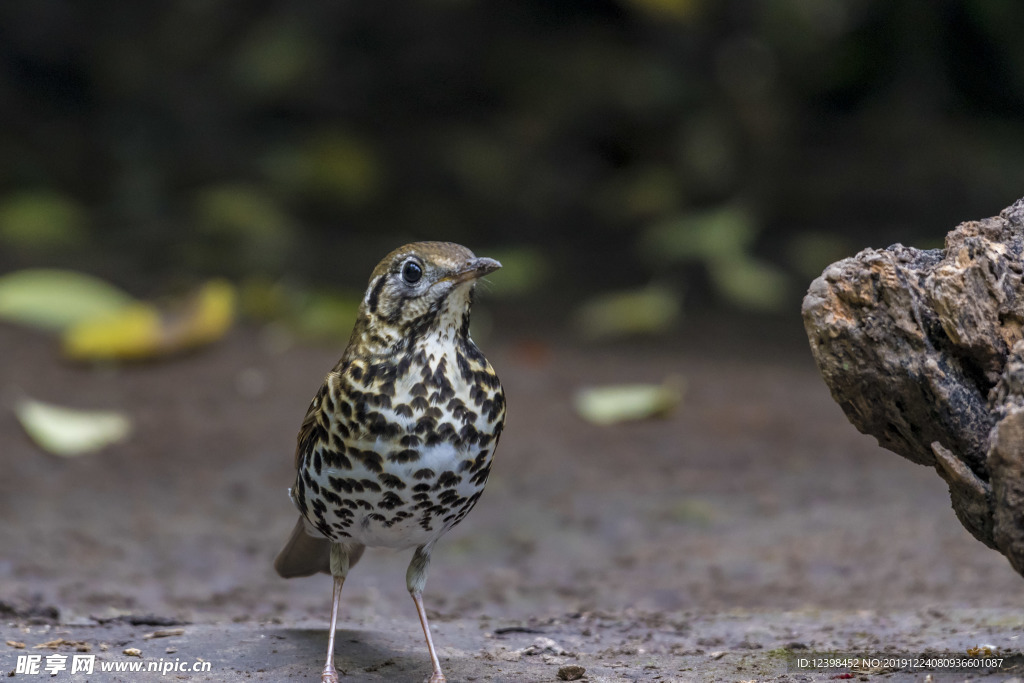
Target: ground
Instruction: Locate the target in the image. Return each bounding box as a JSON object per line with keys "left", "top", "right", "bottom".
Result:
{"left": 2, "top": 319, "right": 1024, "bottom": 682}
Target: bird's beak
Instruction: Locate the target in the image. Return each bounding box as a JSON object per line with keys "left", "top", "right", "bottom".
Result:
{"left": 450, "top": 257, "right": 502, "bottom": 284}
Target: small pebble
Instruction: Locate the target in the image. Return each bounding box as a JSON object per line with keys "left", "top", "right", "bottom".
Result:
{"left": 557, "top": 665, "right": 585, "bottom": 681}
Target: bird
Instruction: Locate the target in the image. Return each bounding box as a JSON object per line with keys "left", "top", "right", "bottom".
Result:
{"left": 274, "top": 242, "right": 506, "bottom": 683}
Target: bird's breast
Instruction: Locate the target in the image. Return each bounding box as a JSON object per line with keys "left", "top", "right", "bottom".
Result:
{"left": 293, "top": 337, "right": 504, "bottom": 548}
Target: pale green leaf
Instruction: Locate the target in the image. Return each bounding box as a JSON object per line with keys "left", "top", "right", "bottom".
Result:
{"left": 0, "top": 269, "right": 136, "bottom": 331}
{"left": 15, "top": 398, "right": 132, "bottom": 457}
{"left": 574, "top": 379, "right": 684, "bottom": 425}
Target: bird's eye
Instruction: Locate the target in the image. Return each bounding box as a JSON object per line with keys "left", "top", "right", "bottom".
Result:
{"left": 401, "top": 260, "right": 423, "bottom": 285}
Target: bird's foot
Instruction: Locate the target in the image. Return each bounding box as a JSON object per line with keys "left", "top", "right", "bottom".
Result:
{"left": 426, "top": 672, "right": 446, "bottom": 683}
{"left": 321, "top": 664, "right": 339, "bottom": 683}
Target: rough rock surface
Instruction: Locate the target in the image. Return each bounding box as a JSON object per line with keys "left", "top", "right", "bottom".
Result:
{"left": 803, "top": 198, "right": 1024, "bottom": 575}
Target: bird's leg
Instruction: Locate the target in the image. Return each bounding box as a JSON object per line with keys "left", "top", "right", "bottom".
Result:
{"left": 322, "top": 574, "right": 343, "bottom": 683}
{"left": 407, "top": 545, "right": 445, "bottom": 683}
{"left": 322, "top": 544, "right": 350, "bottom": 683}
{"left": 412, "top": 592, "right": 445, "bottom": 683}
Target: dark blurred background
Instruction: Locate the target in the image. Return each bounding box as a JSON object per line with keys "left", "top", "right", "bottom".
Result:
{"left": 8, "top": 4, "right": 1024, "bottom": 663}
{"left": 2, "top": 0, "right": 1024, "bottom": 334}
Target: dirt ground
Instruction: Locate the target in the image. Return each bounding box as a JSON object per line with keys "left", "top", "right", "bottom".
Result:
{"left": 3, "top": 318, "right": 1024, "bottom": 682}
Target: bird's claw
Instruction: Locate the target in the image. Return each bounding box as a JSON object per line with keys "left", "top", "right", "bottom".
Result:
{"left": 321, "top": 665, "right": 339, "bottom": 683}
{"left": 426, "top": 673, "right": 447, "bottom": 683}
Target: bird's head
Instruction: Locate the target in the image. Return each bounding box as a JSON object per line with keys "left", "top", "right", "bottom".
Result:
{"left": 352, "top": 241, "right": 501, "bottom": 354}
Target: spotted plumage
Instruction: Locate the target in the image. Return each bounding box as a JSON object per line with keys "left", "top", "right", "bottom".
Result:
{"left": 274, "top": 242, "right": 505, "bottom": 683}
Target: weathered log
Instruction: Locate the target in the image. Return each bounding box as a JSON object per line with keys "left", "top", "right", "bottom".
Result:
{"left": 803, "top": 198, "right": 1024, "bottom": 574}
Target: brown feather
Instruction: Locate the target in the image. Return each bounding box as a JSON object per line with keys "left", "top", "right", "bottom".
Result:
{"left": 274, "top": 518, "right": 365, "bottom": 578}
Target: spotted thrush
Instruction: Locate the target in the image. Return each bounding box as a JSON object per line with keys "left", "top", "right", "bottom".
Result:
{"left": 275, "top": 242, "right": 505, "bottom": 683}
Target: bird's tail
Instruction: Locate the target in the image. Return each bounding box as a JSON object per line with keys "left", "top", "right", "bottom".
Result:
{"left": 274, "top": 518, "right": 365, "bottom": 578}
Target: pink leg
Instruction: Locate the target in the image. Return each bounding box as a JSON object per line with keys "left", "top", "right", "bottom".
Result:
{"left": 322, "top": 575, "right": 344, "bottom": 683}
{"left": 411, "top": 592, "right": 446, "bottom": 683}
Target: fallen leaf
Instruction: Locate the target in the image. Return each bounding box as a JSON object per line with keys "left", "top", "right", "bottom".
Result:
{"left": 33, "top": 639, "right": 87, "bottom": 650}
{"left": 573, "top": 285, "right": 681, "bottom": 340}
{"left": 521, "top": 637, "right": 570, "bottom": 656}
{"left": 143, "top": 629, "right": 185, "bottom": 640}
{"left": 6, "top": 640, "right": 25, "bottom": 649}
{"left": 167, "top": 279, "right": 236, "bottom": 349}
{"left": 62, "top": 303, "right": 161, "bottom": 359}
{"left": 574, "top": 379, "right": 684, "bottom": 425}
{"left": 15, "top": 398, "right": 132, "bottom": 457}
{"left": 123, "top": 648, "right": 142, "bottom": 657}
{"left": 62, "top": 279, "right": 235, "bottom": 360}
{"left": 0, "top": 269, "right": 136, "bottom": 331}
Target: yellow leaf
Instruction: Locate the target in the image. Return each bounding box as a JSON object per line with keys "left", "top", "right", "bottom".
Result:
{"left": 0, "top": 269, "right": 136, "bottom": 331}
{"left": 15, "top": 398, "right": 132, "bottom": 456}
{"left": 62, "top": 280, "right": 236, "bottom": 360}
{"left": 171, "top": 279, "right": 237, "bottom": 348}
{"left": 574, "top": 379, "right": 684, "bottom": 425}
{"left": 62, "top": 304, "right": 161, "bottom": 360}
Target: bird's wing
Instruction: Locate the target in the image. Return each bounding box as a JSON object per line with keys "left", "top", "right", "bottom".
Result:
{"left": 293, "top": 364, "right": 348, "bottom": 470}
{"left": 293, "top": 391, "right": 323, "bottom": 471}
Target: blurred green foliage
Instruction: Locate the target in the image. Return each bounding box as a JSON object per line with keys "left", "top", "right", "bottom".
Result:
{"left": 574, "top": 285, "right": 681, "bottom": 339}
{"left": 1, "top": 0, "right": 1023, "bottom": 324}
{"left": 0, "top": 191, "right": 87, "bottom": 251}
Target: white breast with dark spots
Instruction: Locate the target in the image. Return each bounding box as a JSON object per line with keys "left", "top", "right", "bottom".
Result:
{"left": 311, "top": 439, "right": 490, "bottom": 548}
{"left": 298, "top": 340, "right": 503, "bottom": 549}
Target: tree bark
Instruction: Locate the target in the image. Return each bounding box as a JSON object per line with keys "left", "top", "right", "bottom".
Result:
{"left": 803, "top": 198, "right": 1024, "bottom": 575}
